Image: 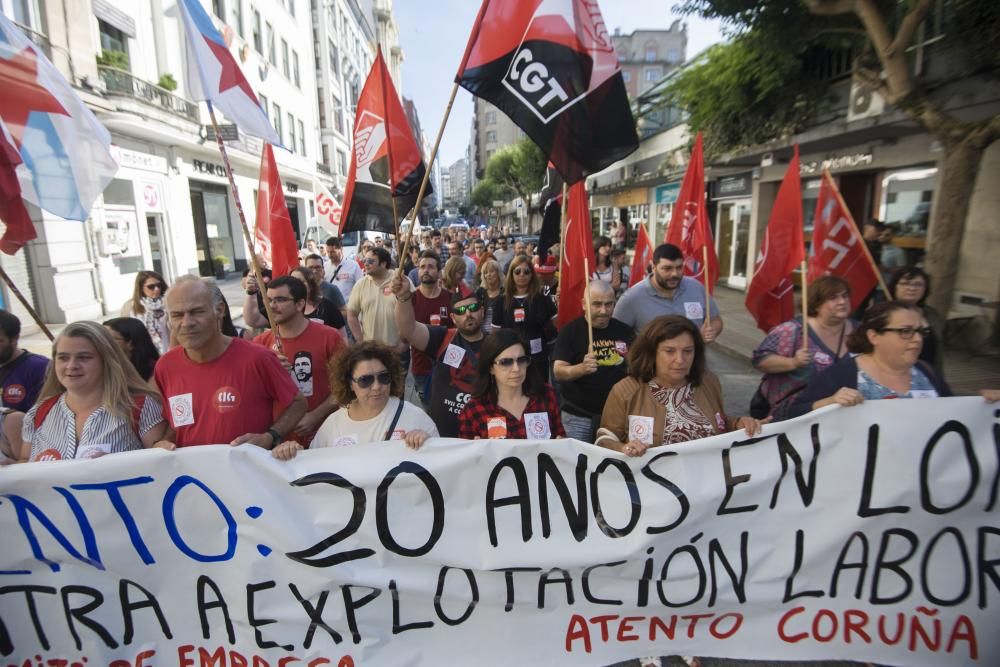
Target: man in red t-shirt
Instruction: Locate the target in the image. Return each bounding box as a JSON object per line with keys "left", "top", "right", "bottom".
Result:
{"left": 154, "top": 276, "right": 305, "bottom": 448}
{"left": 410, "top": 250, "right": 452, "bottom": 408}
{"left": 254, "top": 275, "right": 346, "bottom": 445}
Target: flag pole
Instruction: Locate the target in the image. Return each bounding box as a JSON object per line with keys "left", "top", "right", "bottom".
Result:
{"left": 800, "top": 261, "right": 809, "bottom": 349}
{"left": 556, "top": 182, "right": 569, "bottom": 302}
{"left": 206, "top": 103, "right": 282, "bottom": 348}
{"left": 702, "top": 244, "right": 710, "bottom": 328}
{"left": 0, "top": 266, "right": 53, "bottom": 341}
{"left": 399, "top": 81, "right": 460, "bottom": 264}
{"left": 824, "top": 169, "right": 891, "bottom": 300}
{"left": 583, "top": 257, "right": 593, "bottom": 353}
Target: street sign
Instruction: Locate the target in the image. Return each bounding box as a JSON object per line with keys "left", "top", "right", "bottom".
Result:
{"left": 205, "top": 124, "right": 240, "bottom": 142}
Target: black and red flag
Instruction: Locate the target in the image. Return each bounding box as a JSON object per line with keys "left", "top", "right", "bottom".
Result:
{"left": 536, "top": 161, "right": 563, "bottom": 260}
{"left": 456, "top": 0, "right": 639, "bottom": 184}
{"left": 341, "top": 49, "right": 432, "bottom": 236}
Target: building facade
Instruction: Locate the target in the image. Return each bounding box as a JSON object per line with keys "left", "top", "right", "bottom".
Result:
{"left": 471, "top": 97, "right": 523, "bottom": 180}
{"left": 611, "top": 22, "right": 687, "bottom": 99}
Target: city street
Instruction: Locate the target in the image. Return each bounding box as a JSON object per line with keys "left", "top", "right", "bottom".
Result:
{"left": 706, "top": 346, "right": 760, "bottom": 419}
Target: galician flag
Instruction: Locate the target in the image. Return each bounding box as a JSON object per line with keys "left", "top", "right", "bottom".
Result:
{"left": 177, "top": 0, "right": 280, "bottom": 145}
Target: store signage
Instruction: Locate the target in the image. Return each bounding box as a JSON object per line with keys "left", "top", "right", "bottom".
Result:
{"left": 614, "top": 188, "right": 647, "bottom": 207}
{"left": 109, "top": 145, "right": 168, "bottom": 173}
{"left": 655, "top": 182, "right": 679, "bottom": 204}
{"left": 716, "top": 172, "right": 753, "bottom": 198}
{"left": 141, "top": 182, "right": 162, "bottom": 211}
{"left": 192, "top": 159, "right": 228, "bottom": 177}
{"left": 285, "top": 181, "right": 298, "bottom": 193}
{"left": 205, "top": 124, "right": 240, "bottom": 142}
{"left": 800, "top": 152, "right": 873, "bottom": 175}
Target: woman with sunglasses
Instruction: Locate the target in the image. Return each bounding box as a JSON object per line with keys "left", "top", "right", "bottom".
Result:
{"left": 457, "top": 328, "right": 565, "bottom": 440}
{"left": 476, "top": 258, "right": 504, "bottom": 337}
{"left": 491, "top": 255, "right": 557, "bottom": 381}
{"left": 273, "top": 341, "right": 437, "bottom": 458}
{"left": 120, "top": 270, "right": 170, "bottom": 354}
{"left": 788, "top": 302, "right": 952, "bottom": 418}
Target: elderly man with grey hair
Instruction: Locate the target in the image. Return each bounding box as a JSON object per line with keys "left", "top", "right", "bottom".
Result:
{"left": 153, "top": 275, "right": 305, "bottom": 449}
{"left": 552, "top": 280, "right": 635, "bottom": 442}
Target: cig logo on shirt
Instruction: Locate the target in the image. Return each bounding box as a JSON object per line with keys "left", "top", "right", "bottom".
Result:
{"left": 214, "top": 386, "right": 240, "bottom": 413}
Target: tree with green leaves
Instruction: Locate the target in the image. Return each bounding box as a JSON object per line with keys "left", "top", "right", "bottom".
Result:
{"left": 474, "top": 137, "right": 548, "bottom": 228}
{"left": 669, "top": 0, "right": 1000, "bottom": 313}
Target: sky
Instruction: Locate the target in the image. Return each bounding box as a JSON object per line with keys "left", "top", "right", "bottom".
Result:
{"left": 393, "top": 0, "right": 726, "bottom": 169}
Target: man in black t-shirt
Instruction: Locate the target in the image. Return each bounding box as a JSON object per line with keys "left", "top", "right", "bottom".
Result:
{"left": 393, "top": 272, "right": 486, "bottom": 437}
{"left": 552, "top": 281, "right": 634, "bottom": 443}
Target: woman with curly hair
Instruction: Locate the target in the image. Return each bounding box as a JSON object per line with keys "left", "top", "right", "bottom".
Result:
{"left": 272, "top": 341, "right": 437, "bottom": 459}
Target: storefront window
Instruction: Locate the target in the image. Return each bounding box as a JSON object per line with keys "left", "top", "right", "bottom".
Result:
{"left": 879, "top": 167, "right": 936, "bottom": 237}
{"left": 802, "top": 178, "right": 821, "bottom": 232}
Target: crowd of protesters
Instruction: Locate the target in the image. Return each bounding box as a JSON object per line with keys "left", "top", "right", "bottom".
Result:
{"left": 0, "top": 223, "right": 997, "bottom": 467}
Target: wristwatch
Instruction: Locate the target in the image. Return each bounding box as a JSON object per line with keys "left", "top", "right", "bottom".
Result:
{"left": 266, "top": 428, "right": 282, "bottom": 447}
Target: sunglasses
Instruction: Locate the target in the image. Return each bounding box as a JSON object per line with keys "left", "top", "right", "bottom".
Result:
{"left": 143, "top": 283, "right": 165, "bottom": 291}
{"left": 452, "top": 302, "right": 482, "bottom": 315}
{"left": 879, "top": 326, "right": 932, "bottom": 340}
{"left": 351, "top": 370, "right": 392, "bottom": 389}
{"left": 363, "top": 257, "right": 378, "bottom": 264}
{"left": 513, "top": 268, "right": 533, "bottom": 276}
{"left": 495, "top": 355, "right": 531, "bottom": 368}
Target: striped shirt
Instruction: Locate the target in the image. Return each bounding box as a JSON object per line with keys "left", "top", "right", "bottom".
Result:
{"left": 23, "top": 394, "right": 163, "bottom": 461}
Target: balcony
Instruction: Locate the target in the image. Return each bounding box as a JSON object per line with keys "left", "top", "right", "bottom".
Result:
{"left": 98, "top": 66, "right": 199, "bottom": 123}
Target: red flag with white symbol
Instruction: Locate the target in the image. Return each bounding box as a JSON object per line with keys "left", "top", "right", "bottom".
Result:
{"left": 664, "top": 132, "right": 719, "bottom": 292}
{"left": 807, "top": 170, "right": 878, "bottom": 311}
{"left": 254, "top": 144, "right": 298, "bottom": 277}
{"left": 629, "top": 224, "right": 653, "bottom": 288}
{"left": 558, "top": 181, "right": 596, "bottom": 327}
{"left": 745, "top": 145, "right": 806, "bottom": 332}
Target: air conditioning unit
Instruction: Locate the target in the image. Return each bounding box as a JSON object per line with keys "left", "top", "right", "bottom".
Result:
{"left": 847, "top": 81, "right": 885, "bottom": 122}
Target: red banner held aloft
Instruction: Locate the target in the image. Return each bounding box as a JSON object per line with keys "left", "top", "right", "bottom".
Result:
{"left": 254, "top": 144, "right": 298, "bottom": 277}
{"left": 664, "top": 132, "right": 719, "bottom": 293}
{"left": 558, "top": 182, "right": 596, "bottom": 328}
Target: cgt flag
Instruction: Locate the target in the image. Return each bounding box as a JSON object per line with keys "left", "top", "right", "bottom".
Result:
{"left": 808, "top": 170, "right": 879, "bottom": 311}
{"left": 255, "top": 144, "right": 298, "bottom": 277}
{"left": 456, "top": 0, "right": 639, "bottom": 185}
{"left": 745, "top": 145, "right": 806, "bottom": 332}
{"left": 665, "top": 132, "right": 719, "bottom": 292}
{"left": 341, "top": 49, "right": 432, "bottom": 236}
{"left": 178, "top": 0, "right": 280, "bottom": 144}
{"left": 629, "top": 224, "right": 653, "bottom": 288}
{"left": 557, "top": 181, "right": 595, "bottom": 328}
{"left": 0, "top": 14, "right": 117, "bottom": 228}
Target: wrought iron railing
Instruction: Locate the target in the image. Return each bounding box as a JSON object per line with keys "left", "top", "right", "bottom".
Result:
{"left": 97, "top": 66, "right": 199, "bottom": 122}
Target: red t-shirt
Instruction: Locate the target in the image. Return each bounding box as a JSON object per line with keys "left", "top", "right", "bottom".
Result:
{"left": 154, "top": 337, "right": 300, "bottom": 447}
{"left": 411, "top": 289, "right": 453, "bottom": 376}
{"left": 254, "top": 322, "right": 346, "bottom": 445}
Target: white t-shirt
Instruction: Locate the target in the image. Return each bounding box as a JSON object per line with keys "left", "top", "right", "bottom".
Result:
{"left": 325, "top": 257, "right": 364, "bottom": 302}
{"left": 312, "top": 397, "right": 439, "bottom": 448}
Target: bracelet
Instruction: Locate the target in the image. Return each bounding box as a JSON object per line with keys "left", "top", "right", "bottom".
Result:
{"left": 395, "top": 294, "right": 412, "bottom": 302}
{"left": 266, "top": 428, "right": 281, "bottom": 447}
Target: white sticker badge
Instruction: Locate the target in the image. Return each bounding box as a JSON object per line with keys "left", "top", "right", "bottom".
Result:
{"left": 524, "top": 412, "right": 551, "bottom": 439}
{"left": 529, "top": 337, "right": 543, "bottom": 355}
{"left": 331, "top": 434, "right": 359, "bottom": 447}
{"left": 684, "top": 301, "right": 705, "bottom": 321}
{"left": 168, "top": 393, "right": 195, "bottom": 427}
{"left": 443, "top": 344, "right": 466, "bottom": 368}
{"left": 628, "top": 415, "right": 655, "bottom": 445}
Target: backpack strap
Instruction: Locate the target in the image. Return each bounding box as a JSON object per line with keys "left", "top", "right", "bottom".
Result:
{"left": 33, "top": 394, "right": 61, "bottom": 429}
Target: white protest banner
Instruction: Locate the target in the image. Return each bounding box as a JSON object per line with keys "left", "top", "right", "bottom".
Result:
{"left": 1, "top": 398, "right": 997, "bottom": 666}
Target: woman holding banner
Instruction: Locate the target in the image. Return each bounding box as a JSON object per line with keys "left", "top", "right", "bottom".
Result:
{"left": 789, "top": 302, "right": 952, "bottom": 417}
{"left": 751, "top": 276, "right": 855, "bottom": 420}
{"left": 596, "top": 316, "right": 763, "bottom": 456}
{"left": 272, "top": 341, "right": 436, "bottom": 459}
{"left": 457, "top": 328, "right": 565, "bottom": 440}
{"left": 22, "top": 322, "right": 168, "bottom": 461}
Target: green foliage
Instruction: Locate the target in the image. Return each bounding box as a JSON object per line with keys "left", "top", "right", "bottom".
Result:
{"left": 470, "top": 179, "right": 500, "bottom": 208}
{"left": 157, "top": 73, "right": 178, "bottom": 91}
{"left": 96, "top": 49, "right": 129, "bottom": 70}
{"left": 475, "top": 137, "right": 547, "bottom": 209}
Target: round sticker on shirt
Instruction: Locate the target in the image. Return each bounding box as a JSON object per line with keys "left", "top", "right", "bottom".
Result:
{"left": 3, "top": 384, "right": 26, "bottom": 405}
{"left": 34, "top": 448, "right": 63, "bottom": 462}
{"left": 214, "top": 386, "right": 240, "bottom": 413}
{"left": 332, "top": 434, "right": 359, "bottom": 447}
{"left": 382, "top": 285, "right": 393, "bottom": 296}
{"left": 684, "top": 302, "right": 705, "bottom": 320}
{"left": 524, "top": 412, "right": 551, "bottom": 439}
{"left": 814, "top": 351, "right": 831, "bottom": 365}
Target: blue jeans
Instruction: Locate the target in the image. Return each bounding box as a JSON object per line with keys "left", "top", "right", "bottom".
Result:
{"left": 561, "top": 411, "right": 595, "bottom": 443}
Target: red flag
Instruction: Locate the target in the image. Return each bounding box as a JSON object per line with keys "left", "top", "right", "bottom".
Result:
{"left": 557, "top": 182, "right": 596, "bottom": 328}
{"left": 807, "top": 170, "right": 878, "bottom": 311}
{"left": 341, "top": 49, "right": 431, "bottom": 236}
{"left": 0, "top": 133, "right": 35, "bottom": 254}
{"left": 456, "top": 0, "right": 639, "bottom": 184}
{"left": 628, "top": 224, "right": 652, "bottom": 288}
{"left": 254, "top": 144, "right": 298, "bottom": 277}
{"left": 745, "top": 145, "right": 806, "bottom": 332}
{"left": 664, "top": 132, "right": 719, "bottom": 292}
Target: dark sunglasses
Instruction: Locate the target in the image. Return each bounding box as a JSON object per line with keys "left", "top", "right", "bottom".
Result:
{"left": 351, "top": 370, "right": 392, "bottom": 388}
{"left": 494, "top": 355, "right": 531, "bottom": 368}
{"left": 879, "top": 326, "right": 932, "bottom": 340}
{"left": 143, "top": 283, "right": 165, "bottom": 291}
{"left": 513, "top": 268, "right": 533, "bottom": 276}
{"left": 452, "top": 302, "right": 482, "bottom": 315}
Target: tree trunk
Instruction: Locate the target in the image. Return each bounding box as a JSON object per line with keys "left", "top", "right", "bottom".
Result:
{"left": 923, "top": 139, "right": 987, "bottom": 315}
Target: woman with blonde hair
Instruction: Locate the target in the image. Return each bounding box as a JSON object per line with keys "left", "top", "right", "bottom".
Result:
{"left": 121, "top": 270, "right": 170, "bottom": 353}
{"left": 475, "top": 258, "right": 504, "bottom": 336}
{"left": 442, "top": 255, "right": 472, "bottom": 297}
{"left": 491, "top": 254, "right": 557, "bottom": 379}
{"left": 23, "top": 321, "right": 168, "bottom": 461}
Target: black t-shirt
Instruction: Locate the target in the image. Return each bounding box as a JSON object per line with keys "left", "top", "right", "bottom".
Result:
{"left": 552, "top": 316, "right": 635, "bottom": 416}
{"left": 425, "top": 326, "right": 483, "bottom": 437}
{"left": 306, "top": 298, "right": 346, "bottom": 330}
{"left": 491, "top": 292, "right": 557, "bottom": 361}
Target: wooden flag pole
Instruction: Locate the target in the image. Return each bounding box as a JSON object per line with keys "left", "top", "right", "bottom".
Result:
{"left": 824, "top": 169, "right": 892, "bottom": 300}
{"left": 206, "top": 103, "right": 282, "bottom": 349}
{"left": 556, "top": 182, "right": 569, "bottom": 300}
{"left": 0, "top": 266, "right": 53, "bottom": 341}
{"left": 399, "top": 81, "right": 460, "bottom": 264}
{"left": 702, "top": 244, "right": 711, "bottom": 326}
{"left": 800, "top": 260, "right": 810, "bottom": 349}
{"left": 583, "top": 257, "right": 593, "bottom": 353}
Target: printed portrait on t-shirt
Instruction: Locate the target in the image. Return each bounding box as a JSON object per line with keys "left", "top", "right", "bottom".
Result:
{"left": 293, "top": 351, "right": 314, "bottom": 397}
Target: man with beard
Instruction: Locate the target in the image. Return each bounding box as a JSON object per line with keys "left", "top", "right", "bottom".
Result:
{"left": 0, "top": 310, "right": 48, "bottom": 411}
{"left": 393, "top": 271, "right": 486, "bottom": 437}
{"left": 346, "top": 246, "right": 403, "bottom": 350}
{"left": 553, "top": 281, "right": 634, "bottom": 442}
{"left": 410, "top": 251, "right": 453, "bottom": 408}
{"left": 613, "top": 243, "right": 723, "bottom": 342}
